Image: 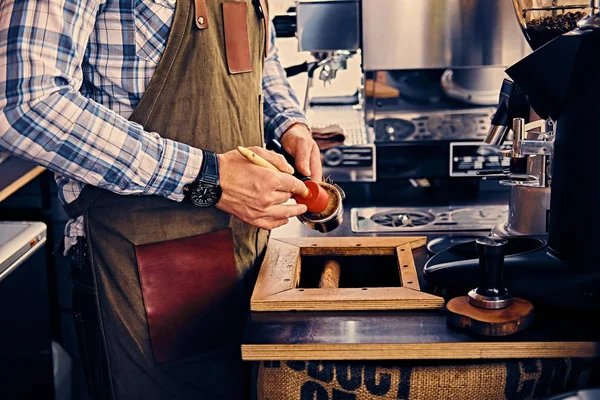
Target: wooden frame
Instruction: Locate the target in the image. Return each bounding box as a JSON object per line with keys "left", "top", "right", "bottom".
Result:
{"left": 251, "top": 237, "right": 445, "bottom": 311}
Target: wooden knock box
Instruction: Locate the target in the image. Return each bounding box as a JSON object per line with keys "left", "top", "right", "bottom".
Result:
{"left": 251, "top": 237, "right": 444, "bottom": 311}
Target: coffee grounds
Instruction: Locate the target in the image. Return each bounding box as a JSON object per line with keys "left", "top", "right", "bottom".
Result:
{"left": 525, "top": 11, "right": 587, "bottom": 50}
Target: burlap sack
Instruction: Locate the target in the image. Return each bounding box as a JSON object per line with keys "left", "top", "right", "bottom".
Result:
{"left": 256, "top": 359, "right": 599, "bottom": 400}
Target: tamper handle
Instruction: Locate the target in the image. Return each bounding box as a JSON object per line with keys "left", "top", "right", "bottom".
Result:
{"left": 476, "top": 237, "right": 508, "bottom": 297}
{"left": 266, "top": 139, "right": 310, "bottom": 181}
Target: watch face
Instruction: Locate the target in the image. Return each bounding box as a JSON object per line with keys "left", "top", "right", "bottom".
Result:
{"left": 190, "top": 183, "right": 222, "bottom": 207}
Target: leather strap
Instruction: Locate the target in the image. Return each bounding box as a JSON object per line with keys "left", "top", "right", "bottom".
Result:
{"left": 194, "top": 0, "right": 209, "bottom": 29}
{"left": 62, "top": 186, "right": 102, "bottom": 219}
{"left": 199, "top": 150, "right": 219, "bottom": 186}
{"left": 257, "top": 0, "right": 269, "bottom": 57}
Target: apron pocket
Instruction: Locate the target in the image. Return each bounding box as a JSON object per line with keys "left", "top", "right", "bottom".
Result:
{"left": 135, "top": 228, "right": 241, "bottom": 365}
{"left": 222, "top": 2, "right": 253, "bottom": 74}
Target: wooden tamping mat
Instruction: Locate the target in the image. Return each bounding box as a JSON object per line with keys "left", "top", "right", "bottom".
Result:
{"left": 251, "top": 236, "right": 444, "bottom": 311}
{"left": 446, "top": 237, "right": 535, "bottom": 336}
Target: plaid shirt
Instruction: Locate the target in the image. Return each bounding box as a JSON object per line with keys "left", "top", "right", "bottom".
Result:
{"left": 0, "top": 0, "right": 306, "bottom": 243}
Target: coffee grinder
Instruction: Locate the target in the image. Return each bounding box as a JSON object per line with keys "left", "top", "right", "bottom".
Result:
{"left": 424, "top": 0, "right": 600, "bottom": 309}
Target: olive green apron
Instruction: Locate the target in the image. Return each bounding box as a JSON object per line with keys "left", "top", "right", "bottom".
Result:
{"left": 64, "top": 0, "right": 269, "bottom": 398}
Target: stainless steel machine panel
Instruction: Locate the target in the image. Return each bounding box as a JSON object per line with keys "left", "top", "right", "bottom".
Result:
{"left": 297, "top": 0, "right": 360, "bottom": 51}
{"left": 307, "top": 105, "right": 376, "bottom": 182}
{"left": 362, "top": 0, "right": 529, "bottom": 70}
{"left": 352, "top": 205, "right": 509, "bottom": 233}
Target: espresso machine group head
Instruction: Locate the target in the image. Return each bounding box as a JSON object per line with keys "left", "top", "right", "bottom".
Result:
{"left": 424, "top": 0, "right": 600, "bottom": 309}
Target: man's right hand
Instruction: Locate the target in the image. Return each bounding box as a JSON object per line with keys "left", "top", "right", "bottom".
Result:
{"left": 216, "top": 147, "right": 308, "bottom": 230}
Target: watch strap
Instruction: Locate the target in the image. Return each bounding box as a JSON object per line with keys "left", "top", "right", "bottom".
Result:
{"left": 199, "top": 150, "right": 220, "bottom": 186}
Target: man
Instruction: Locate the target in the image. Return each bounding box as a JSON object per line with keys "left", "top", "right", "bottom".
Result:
{"left": 0, "top": 0, "right": 321, "bottom": 398}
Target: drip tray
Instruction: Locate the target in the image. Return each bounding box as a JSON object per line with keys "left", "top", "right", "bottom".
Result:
{"left": 351, "top": 205, "right": 508, "bottom": 233}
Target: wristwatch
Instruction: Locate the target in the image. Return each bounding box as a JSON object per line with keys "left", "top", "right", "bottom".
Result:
{"left": 183, "top": 150, "right": 222, "bottom": 207}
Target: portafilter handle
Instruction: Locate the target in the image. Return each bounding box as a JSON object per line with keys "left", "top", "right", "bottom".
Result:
{"left": 266, "top": 139, "right": 310, "bottom": 182}
{"left": 468, "top": 237, "right": 513, "bottom": 310}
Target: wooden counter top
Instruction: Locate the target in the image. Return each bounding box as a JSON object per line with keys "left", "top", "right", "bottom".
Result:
{"left": 0, "top": 156, "right": 45, "bottom": 203}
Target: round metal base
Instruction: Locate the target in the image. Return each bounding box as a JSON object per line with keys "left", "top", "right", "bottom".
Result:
{"left": 468, "top": 289, "right": 513, "bottom": 310}
{"left": 491, "top": 223, "right": 522, "bottom": 238}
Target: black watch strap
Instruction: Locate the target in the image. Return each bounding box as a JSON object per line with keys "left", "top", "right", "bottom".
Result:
{"left": 198, "top": 150, "right": 220, "bottom": 186}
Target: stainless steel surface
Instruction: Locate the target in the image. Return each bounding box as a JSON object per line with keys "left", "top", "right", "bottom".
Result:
{"left": 296, "top": 0, "right": 359, "bottom": 52}
{"left": 307, "top": 105, "right": 376, "bottom": 182}
{"left": 489, "top": 118, "right": 554, "bottom": 188}
{"left": 440, "top": 68, "right": 506, "bottom": 106}
{"left": 303, "top": 51, "right": 355, "bottom": 113}
{"left": 0, "top": 239, "right": 46, "bottom": 284}
{"left": 0, "top": 221, "right": 47, "bottom": 283}
{"left": 513, "top": 118, "right": 525, "bottom": 157}
{"left": 527, "top": 153, "right": 548, "bottom": 189}
{"left": 468, "top": 289, "right": 514, "bottom": 309}
{"left": 518, "top": 139, "right": 555, "bottom": 155}
{"left": 491, "top": 185, "right": 551, "bottom": 237}
{"left": 352, "top": 205, "right": 509, "bottom": 233}
{"left": 485, "top": 125, "right": 510, "bottom": 146}
{"left": 374, "top": 108, "right": 496, "bottom": 142}
{"left": 362, "top": 0, "right": 529, "bottom": 70}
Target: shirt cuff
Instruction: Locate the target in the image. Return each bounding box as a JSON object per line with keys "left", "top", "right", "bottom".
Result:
{"left": 269, "top": 113, "right": 310, "bottom": 141}
{"left": 144, "top": 139, "right": 204, "bottom": 202}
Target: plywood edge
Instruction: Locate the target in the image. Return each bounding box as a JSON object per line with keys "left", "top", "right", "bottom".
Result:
{"left": 408, "top": 237, "right": 427, "bottom": 250}
{"left": 252, "top": 287, "right": 445, "bottom": 311}
{"left": 275, "top": 236, "right": 427, "bottom": 250}
{"left": 0, "top": 166, "right": 46, "bottom": 203}
{"left": 251, "top": 240, "right": 300, "bottom": 302}
{"left": 396, "top": 244, "right": 420, "bottom": 291}
{"left": 242, "top": 342, "right": 600, "bottom": 361}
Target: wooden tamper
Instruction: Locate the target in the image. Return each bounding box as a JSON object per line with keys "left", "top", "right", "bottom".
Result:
{"left": 446, "top": 237, "right": 534, "bottom": 336}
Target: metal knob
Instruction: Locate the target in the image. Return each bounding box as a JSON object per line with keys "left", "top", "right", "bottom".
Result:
{"left": 468, "top": 237, "right": 513, "bottom": 309}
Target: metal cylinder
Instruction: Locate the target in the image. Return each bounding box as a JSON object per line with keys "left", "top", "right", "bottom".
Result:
{"left": 506, "top": 185, "right": 551, "bottom": 235}
{"left": 484, "top": 125, "right": 510, "bottom": 145}
{"left": 512, "top": 118, "right": 525, "bottom": 157}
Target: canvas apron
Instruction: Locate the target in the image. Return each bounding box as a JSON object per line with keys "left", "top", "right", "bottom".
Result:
{"left": 64, "top": 0, "right": 269, "bottom": 397}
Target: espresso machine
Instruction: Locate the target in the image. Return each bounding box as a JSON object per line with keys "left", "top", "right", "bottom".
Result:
{"left": 424, "top": 0, "right": 600, "bottom": 309}
{"left": 280, "top": 0, "right": 530, "bottom": 189}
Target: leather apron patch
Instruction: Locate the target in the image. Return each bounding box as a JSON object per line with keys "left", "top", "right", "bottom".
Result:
{"left": 135, "top": 228, "right": 240, "bottom": 364}
{"left": 223, "top": 2, "right": 253, "bottom": 74}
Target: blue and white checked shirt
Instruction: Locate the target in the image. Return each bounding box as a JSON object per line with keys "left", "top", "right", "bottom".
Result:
{"left": 0, "top": 0, "right": 307, "bottom": 244}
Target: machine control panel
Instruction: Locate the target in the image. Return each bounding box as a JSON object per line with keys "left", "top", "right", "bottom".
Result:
{"left": 449, "top": 142, "right": 511, "bottom": 177}
{"left": 308, "top": 105, "right": 376, "bottom": 182}
{"left": 374, "top": 108, "right": 496, "bottom": 143}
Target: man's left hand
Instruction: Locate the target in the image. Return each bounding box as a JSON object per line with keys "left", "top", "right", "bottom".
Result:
{"left": 280, "top": 124, "right": 323, "bottom": 182}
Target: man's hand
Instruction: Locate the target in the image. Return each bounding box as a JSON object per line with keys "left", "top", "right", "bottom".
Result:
{"left": 216, "top": 147, "right": 308, "bottom": 230}
{"left": 280, "top": 124, "right": 323, "bottom": 182}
